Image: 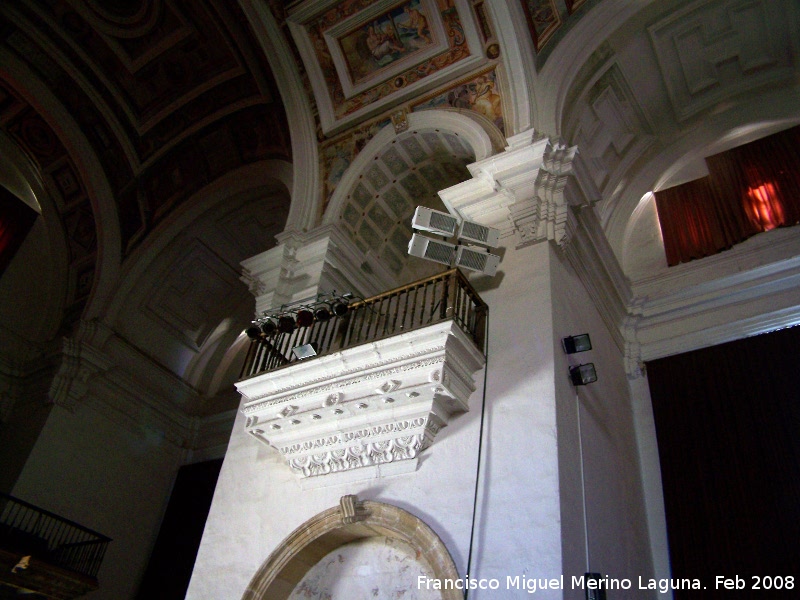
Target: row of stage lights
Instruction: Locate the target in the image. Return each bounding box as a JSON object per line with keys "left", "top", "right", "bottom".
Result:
{"left": 245, "top": 293, "right": 354, "bottom": 340}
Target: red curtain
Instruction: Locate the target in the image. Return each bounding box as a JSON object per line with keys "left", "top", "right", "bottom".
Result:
{"left": 654, "top": 177, "right": 757, "bottom": 267}
{"left": 647, "top": 326, "right": 800, "bottom": 598}
{"left": 707, "top": 126, "right": 800, "bottom": 231}
{"left": 655, "top": 125, "right": 800, "bottom": 266}
{"left": 0, "top": 185, "right": 38, "bottom": 276}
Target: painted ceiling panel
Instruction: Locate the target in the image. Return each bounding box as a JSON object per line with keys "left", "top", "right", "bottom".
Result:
{"left": 288, "top": 0, "right": 486, "bottom": 134}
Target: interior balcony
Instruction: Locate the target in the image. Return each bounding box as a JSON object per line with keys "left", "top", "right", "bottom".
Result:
{"left": 236, "top": 269, "right": 487, "bottom": 485}
{"left": 0, "top": 493, "right": 111, "bottom": 600}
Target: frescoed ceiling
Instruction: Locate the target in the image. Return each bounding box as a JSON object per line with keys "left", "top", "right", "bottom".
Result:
{"left": 0, "top": 0, "right": 797, "bottom": 500}
{"left": 2, "top": 0, "right": 793, "bottom": 400}
{"left": 521, "top": 0, "right": 602, "bottom": 59}
{"left": 0, "top": 0, "right": 595, "bottom": 345}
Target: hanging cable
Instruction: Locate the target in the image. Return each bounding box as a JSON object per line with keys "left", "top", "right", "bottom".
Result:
{"left": 464, "top": 309, "right": 489, "bottom": 600}
{"left": 576, "top": 391, "right": 591, "bottom": 571}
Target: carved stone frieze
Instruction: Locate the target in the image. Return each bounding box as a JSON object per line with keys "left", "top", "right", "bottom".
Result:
{"left": 241, "top": 354, "right": 444, "bottom": 410}
{"left": 236, "top": 320, "right": 485, "bottom": 482}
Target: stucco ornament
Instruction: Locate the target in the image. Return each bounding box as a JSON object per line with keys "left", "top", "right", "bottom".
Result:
{"left": 236, "top": 321, "right": 484, "bottom": 483}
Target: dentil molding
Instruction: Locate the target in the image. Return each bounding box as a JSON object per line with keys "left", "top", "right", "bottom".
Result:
{"left": 236, "top": 320, "right": 485, "bottom": 483}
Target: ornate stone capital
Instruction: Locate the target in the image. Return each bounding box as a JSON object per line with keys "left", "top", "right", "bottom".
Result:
{"left": 48, "top": 336, "right": 112, "bottom": 412}
{"left": 237, "top": 320, "right": 485, "bottom": 483}
{"left": 240, "top": 222, "right": 395, "bottom": 317}
{"left": 439, "top": 131, "right": 600, "bottom": 249}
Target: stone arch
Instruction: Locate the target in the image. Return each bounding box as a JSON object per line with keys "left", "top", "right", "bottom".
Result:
{"left": 322, "top": 110, "right": 492, "bottom": 285}
{"left": 242, "top": 496, "right": 461, "bottom": 600}
{"left": 102, "top": 163, "right": 290, "bottom": 380}
{"left": 0, "top": 48, "right": 121, "bottom": 328}
{"left": 323, "top": 109, "right": 494, "bottom": 226}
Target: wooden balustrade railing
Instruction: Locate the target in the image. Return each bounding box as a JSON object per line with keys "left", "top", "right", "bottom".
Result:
{"left": 240, "top": 269, "right": 487, "bottom": 379}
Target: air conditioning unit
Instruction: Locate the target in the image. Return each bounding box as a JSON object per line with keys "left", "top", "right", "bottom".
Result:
{"left": 411, "top": 206, "right": 459, "bottom": 236}
{"left": 458, "top": 219, "right": 500, "bottom": 248}
{"left": 408, "top": 234, "right": 456, "bottom": 266}
{"left": 455, "top": 245, "right": 500, "bottom": 276}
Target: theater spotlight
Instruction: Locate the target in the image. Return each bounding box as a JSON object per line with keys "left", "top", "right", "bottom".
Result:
{"left": 245, "top": 326, "right": 262, "bottom": 340}
{"left": 277, "top": 315, "right": 296, "bottom": 334}
{"left": 562, "top": 334, "right": 592, "bottom": 354}
{"left": 331, "top": 299, "right": 349, "bottom": 317}
{"left": 569, "top": 364, "right": 598, "bottom": 386}
{"left": 295, "top": 309, "right": 314, "bottom": 327}
{"left": 313, "top": 303, "right": 332, "bottom": 322}
{"left": 260, "top": 318, "right": 277, "bottom": 336}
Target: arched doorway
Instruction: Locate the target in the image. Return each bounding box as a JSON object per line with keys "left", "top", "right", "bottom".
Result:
{"left": 242, "top": 496, "right": 461, "bottom": 600}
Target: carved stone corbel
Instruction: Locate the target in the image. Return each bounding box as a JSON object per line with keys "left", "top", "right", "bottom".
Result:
{"left": 238, "top": 320, "right": 485, "bottom": 483}
{"left": 340, "top": 494, "right": 369, "bottom": 524}
{"left": 510, "top": 139, "right": 598, "bottom": 248}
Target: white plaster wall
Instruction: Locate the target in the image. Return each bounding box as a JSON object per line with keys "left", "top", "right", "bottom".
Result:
{"left": 11, "top": 402, "right": 185, "bottom": 600}
{"left": 550, "top": 245, "right": 655, "bottom": 598}
{"left": 188, "top": 241, "right": 569, "bottom": 599}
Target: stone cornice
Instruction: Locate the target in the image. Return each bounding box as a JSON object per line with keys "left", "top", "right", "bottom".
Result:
{"left": 623, "top": 238, "right": 800, "bottom": 376}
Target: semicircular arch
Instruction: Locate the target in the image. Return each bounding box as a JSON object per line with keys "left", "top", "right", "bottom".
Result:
{"left": 323, "top": 109, "right": 494, "bottom": 227}
{"left": 242, "top": 498, "right": 461, "bottom": 600}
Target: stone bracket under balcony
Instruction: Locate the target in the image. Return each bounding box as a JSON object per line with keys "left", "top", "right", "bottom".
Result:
{"left": 236, "top": 320, "right": 486, "bottom": 485}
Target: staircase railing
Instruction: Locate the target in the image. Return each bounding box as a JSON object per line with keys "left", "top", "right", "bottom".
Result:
{"left": 241, "top": 269, "right": 487, "bottom": 379}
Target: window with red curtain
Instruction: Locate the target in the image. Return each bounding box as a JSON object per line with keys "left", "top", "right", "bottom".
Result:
{"left": 0, "top": 185, "right": 38, "bottom": 277}
{"left": 655, "top": 125, "right": 800, "bottom": 266}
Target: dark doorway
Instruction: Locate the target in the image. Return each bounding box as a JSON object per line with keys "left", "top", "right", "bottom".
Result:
{"left": 136, "top": 458, "right": 223, "bottom": 600}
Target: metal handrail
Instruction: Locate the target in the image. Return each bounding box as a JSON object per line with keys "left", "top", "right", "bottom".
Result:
{"left": 240, "top": 269, "right": 487, "bottom": 379}
{"left": 0, "top": 492, "right": 111, "bottom": 579}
